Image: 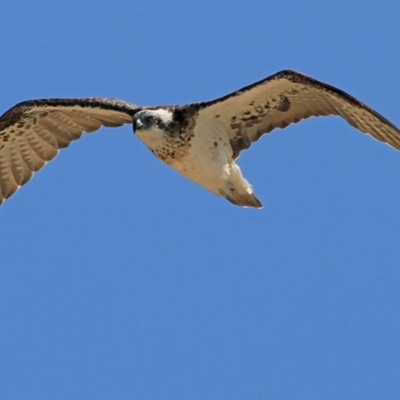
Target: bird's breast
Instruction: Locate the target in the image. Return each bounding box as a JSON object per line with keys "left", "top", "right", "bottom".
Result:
{"left": 166, "top": 122, "right": 235, "bottom": 195}
{"left": 136, "top": 128, "right": 194, "bottom": 163}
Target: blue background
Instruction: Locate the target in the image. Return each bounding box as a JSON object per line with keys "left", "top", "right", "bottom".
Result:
{"left": 1, "top": 1, "right": 400, "bottom": 399}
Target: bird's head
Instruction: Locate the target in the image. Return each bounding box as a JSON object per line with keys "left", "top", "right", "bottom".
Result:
{"left": 133, "top": 109, "right": 174, "bottom": 134}
{"left": 132, "top": 107, "right": 192, "bottom": 152}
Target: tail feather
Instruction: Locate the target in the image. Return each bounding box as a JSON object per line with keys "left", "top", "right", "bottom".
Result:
{"left": 224, "top": 191, "right": 263, "bottom": 209}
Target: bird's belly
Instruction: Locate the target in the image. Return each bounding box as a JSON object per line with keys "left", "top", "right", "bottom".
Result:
{"left": 169, "top": 156, "right": 226, "bottom": 195}
{"left": 167, "top": 128, "right": 233, "bottom": 195}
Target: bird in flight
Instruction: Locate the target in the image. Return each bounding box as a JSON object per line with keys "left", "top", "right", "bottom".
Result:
{"left": 0, "top": 70, "right": 399, "bottom": 208}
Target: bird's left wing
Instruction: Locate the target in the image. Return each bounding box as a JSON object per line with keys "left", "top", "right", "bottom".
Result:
{"left": 0, "top": 97, "right": 139, "bottom": 204}
{"left": 195, "top": 70, "right": 400, "bottom": 157}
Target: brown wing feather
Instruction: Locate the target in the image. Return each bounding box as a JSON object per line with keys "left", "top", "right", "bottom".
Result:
{"left": 0, "top": 97, "right": 138, "bottom": 205}
{"left": 196, "top": 70, "right": 400, "bottom": 155}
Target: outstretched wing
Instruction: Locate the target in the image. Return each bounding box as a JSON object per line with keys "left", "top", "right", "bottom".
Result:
{"left": 0, "top": 97, "right": 139, "bottom": 205}
{"left": 196, "top": 70, "right": 400, "bottom": 156}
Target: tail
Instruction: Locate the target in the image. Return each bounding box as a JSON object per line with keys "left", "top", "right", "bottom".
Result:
{"left": 219, "top": 162, "right": 263, "bottom": 208}
{"left": 223, "top": 190, "right": 263, "bottom": 209}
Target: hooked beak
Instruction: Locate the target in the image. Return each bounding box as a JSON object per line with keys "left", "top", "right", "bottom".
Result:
{"left": 133, "top": 118, "right": 143, "bottom": 134}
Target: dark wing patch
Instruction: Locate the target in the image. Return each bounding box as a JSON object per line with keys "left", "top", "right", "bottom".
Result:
{"left": 195, "top": 70, "right": 400, "bottom": 155}
{"left": 0, "top": 97, "right": 139, "bottom": 205}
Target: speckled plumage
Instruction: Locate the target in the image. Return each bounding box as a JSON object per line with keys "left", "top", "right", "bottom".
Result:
{"left": 0, "top": 70, "right": 399, "bottom": 208}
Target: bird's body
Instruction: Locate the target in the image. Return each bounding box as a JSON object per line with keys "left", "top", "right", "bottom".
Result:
{"left": 138, "top": 111, "right": 262, "bottom": 207}
{"left": 0, "top": 70, "right": 399, "bottom": 208}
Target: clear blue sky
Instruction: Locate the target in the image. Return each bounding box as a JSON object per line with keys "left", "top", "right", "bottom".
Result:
{"left": 1, "top": 1, "right": 400, "bottom": 399}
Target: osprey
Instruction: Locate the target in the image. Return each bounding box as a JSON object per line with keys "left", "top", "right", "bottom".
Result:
{"left": 0, "top": 70, "right": 399, "bottom": 208}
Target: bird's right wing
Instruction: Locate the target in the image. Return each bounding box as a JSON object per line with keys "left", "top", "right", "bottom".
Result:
{"left": 196, "top": 70, "right": 400, "bottom": 156}
{"left": 0, "top": 97, "right": 139, "bottom": 204}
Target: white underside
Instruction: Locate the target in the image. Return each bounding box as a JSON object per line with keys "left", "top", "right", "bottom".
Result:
{"left": 168, "top": 119, "right": 254, "bottom": 199}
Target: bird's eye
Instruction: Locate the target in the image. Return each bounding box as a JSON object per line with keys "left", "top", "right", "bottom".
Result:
{"left": 146, "top": 115, "right": 157, "bottom": 125}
